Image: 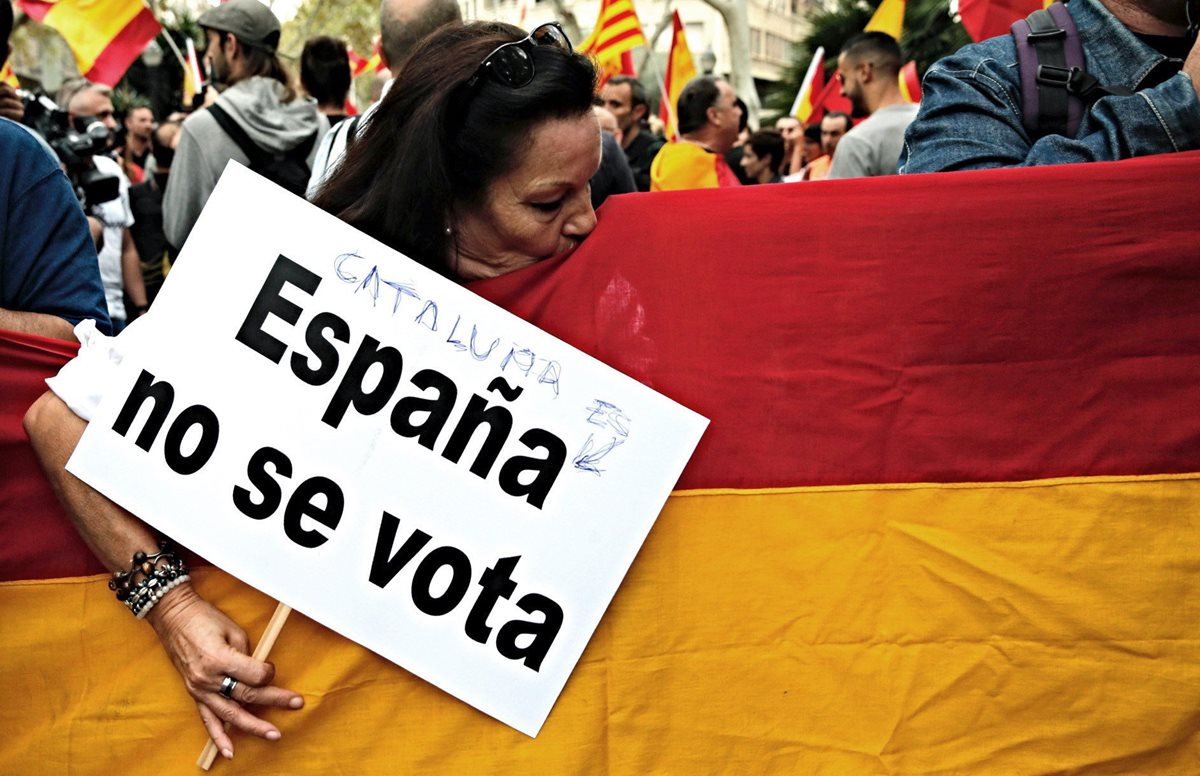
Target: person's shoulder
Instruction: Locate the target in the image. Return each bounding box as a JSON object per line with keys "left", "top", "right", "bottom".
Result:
{"left": 0, "top": 118, "right": 57, "bottom": 168}
{"left": 926, "top": 32, "right": 1019, "bottom": 86}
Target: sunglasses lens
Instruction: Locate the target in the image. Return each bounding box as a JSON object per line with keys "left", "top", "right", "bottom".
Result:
{"left": 488, "top": 45, "right": 534, "bottom": 88}
{"left": 530, "top": 23, "right": 571, "bottom": 52}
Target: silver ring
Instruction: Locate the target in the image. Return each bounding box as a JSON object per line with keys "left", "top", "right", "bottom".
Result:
{"left": 219, "top": 675, "right": 239, "bottom": 699}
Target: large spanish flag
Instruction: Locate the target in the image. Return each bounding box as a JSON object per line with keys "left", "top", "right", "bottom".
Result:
{"left": 18, "top": 0, "right": 160, "bottom": 87}
{"left": 4, "top": 152, "right": 1200, "bottom": 772}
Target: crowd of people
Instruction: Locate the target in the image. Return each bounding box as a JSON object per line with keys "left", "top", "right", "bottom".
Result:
{"left": 4, "top": 0, "right": 1200, "bottom": 759}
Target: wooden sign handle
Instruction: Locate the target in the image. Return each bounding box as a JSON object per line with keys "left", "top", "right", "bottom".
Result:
{"left": 197, "top": 602, "right": 293, "bottom": 770}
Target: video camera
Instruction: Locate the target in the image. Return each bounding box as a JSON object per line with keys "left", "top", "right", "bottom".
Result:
{"left": 18, "top": 90, "right": 120, "bottom": 208}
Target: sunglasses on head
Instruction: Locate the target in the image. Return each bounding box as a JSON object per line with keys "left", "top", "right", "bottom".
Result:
{"left": 467, "top": 22, "right": 573, "bottom": 89}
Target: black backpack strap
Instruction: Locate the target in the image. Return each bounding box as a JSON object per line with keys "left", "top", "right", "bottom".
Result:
{"left": 1012, "top": 2, "right": 1133, "bottom": 139}
{"left": 207, "top": 103, "right": 268, "bottom": 166}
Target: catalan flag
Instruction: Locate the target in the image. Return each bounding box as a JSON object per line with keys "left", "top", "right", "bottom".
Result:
{"left": 5, "top": 152, "right": 1200, "bottom": 772}
{"left": 657, "top": 10, "right": 695, "bottom": 142}
{"left": 348, "top": 40, "right": 384, "bottom": 78}
{"left": 864, "top": 0, "right": 906, "bottom": 40}
{"left": 579, "top": 0, "right": 647, "bottom": 83}
{"left": 17, "top": 0, "right": 160, "bottom": 88}
{"left": 789, "top": 46, "right": 825, "bottom": 123}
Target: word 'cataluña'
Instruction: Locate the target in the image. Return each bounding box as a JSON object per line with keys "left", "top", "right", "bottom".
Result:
{"left": 236, "top": 255, "right": 567, "bottom": 509}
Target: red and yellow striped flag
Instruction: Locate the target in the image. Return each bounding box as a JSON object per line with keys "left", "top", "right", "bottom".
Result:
{"left": 864, "top": 0, "right": 905, "bottom": 40}
{"left": 580, "top": 0, "right": 647, "bottom": 86}
{"left": 18, "top": 0, "right": 160, "bottom": 87}
{"left": 5, "top": 152, "right": 1200, "bottom": 772}
{"left": 657, "top": 10, "right": 695, "bottom": 142}
{"left": 0, "top": 62, "right": 18, "bottom": 87}
{"left": 789, "top": 46, "right": 825, "bottom": 123}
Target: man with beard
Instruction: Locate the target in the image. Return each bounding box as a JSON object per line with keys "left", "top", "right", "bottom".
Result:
{"left": 165, "top": 0, "right": 325, "bottom": 250}
{"left": 827, "top": 33, "right": 916, "bottom": 179}
{"left": 900, "top": 0, "right": 1200, "bottom": 171}
{"left": 599, "top": 76, "right": 663, "bottom": 191}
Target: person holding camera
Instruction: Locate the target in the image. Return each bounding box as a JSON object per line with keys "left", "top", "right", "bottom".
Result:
{"left": 62, "top": 83, "right": 148, "bottom": 331}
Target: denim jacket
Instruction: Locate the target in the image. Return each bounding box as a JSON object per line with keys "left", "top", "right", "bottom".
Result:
{"left": 899, "top": 0, "right": 1200, "bottom": 173}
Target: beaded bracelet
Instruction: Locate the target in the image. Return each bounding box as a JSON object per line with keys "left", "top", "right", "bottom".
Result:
{"left": 108, "top": 540, "right": 190, "bottom": 620}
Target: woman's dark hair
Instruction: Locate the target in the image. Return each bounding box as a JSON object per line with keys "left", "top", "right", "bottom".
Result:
{"left": 746, "top": 129, "right": 785, "bottom": 174}
{"left": 301, "top": 36, "right": 351, "bottom": 108}
{"left": 313, "top": 22, "right": 597, "bottom": 278}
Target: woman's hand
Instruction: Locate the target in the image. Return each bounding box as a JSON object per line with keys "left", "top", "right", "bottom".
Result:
{"left": 145, "top": 582, "right": 304, "bottom": 759}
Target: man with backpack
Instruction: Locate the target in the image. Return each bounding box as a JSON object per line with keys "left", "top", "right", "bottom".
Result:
{"left": 898, "top": 0, "right": 1200, "bottom": 172}
{"left": 164, "top": 0, "right": 327, "bottom": 251}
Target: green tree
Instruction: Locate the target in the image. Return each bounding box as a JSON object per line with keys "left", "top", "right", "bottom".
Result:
{"left": 763, "top": 0, "right": 971, "bottom": 118}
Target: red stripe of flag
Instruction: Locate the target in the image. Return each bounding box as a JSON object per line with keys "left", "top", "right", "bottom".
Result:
{"left": 84, "top": 7, "right": 160, "bottom": 86}
{"left": 593, "top": 26, "right": 644, "bottom": 56}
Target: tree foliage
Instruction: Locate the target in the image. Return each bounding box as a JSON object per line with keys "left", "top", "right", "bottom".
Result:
{"left": 762, "top": 0, "right": 971, "bottom": 118}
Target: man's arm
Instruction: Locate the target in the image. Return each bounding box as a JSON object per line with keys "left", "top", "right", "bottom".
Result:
{"left": 0, "top": 308, "right": 75, "bottom": 339}
{"left": 120, "top": 229, "right": 148, "bottom": 317}
{"left": 3, "top": 153, "right": 112, "bottom": 335}
{"left": 163, "top": 119, "right": 217, "bottom": 251}
{"left": 901, "top": 41, "right": 1200, "bottom": 174}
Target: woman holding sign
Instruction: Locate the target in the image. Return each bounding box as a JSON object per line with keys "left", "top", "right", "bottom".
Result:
{"left": 24, "top": 21, "right": 600, "bottom": 760}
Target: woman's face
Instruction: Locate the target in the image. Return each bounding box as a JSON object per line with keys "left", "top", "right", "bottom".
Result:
{"left": 740, "top": 146, "right": 769, "bottom": 180}
{"left": 453, "top": 113, "right": 601, "bottom": 281}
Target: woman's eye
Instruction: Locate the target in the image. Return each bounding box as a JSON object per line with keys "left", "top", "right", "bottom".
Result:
{"left": 530, "top": 199, "right": 564, "bottom": 213}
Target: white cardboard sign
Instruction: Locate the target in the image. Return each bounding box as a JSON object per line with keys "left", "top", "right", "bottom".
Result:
{"left": 67, "top": 163, "right": 707, "bottom": 736}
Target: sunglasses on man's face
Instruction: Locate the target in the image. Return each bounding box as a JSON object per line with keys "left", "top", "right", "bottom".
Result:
{"left": 467, "top": 22, "right": 573, "bottom": 89}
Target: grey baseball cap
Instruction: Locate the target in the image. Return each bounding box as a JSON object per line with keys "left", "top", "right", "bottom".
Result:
{"left": 199, "top": 0, "right": 281, "bottom": 52}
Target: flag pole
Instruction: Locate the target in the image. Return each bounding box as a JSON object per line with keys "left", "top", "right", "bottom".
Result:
{"left": 139, "top": 0, "right": 192, "bottom": 78}
{"left": 196, "top": 602, "right": 293, "bottom": 770}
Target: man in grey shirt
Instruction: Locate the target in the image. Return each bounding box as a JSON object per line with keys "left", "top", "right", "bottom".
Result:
{"left": 827, "top": 32, "right": 918, "bottom": 179}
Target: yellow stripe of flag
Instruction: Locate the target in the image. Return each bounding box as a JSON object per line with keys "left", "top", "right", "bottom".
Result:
{"left": 42, "top": 0, "right": 143, "bottom": 73}
{"left": 5, "top": 474, "right": 1199, "bottom": 771}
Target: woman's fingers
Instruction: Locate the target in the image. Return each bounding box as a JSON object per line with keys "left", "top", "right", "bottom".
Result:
{"left": 196, "top": 701, "right": 235, "bottom": 760}
{"left": 205, "top": 692, "right": 284, "bottom": 740}
{"left": 226, "top": 679, "right": 305, "bottom": 711}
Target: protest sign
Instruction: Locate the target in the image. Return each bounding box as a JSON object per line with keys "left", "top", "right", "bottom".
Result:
{"left": 66, "top": 162, "right": 708, "bottom": 737}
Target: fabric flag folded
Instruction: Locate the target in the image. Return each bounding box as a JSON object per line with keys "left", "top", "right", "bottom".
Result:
{"left": 580, "top": 0, "right": 647, "bottom": 88}
{"left": 806, "top": 70, "right": 855, "bottom": 124}
{"left": 4, "top": 151, "right": 1200, "bottom": 772}
{"left": 864, "top": 0, "right": 906, "bottom": 40}
{"left": 18, "top": 0, "right": 160, "bottom": 87}
{"left": 658, "top": 10, "right": 696, "bottom": 142}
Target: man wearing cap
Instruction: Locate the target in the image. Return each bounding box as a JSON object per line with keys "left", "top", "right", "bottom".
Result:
{"left": 164, "top": 0, "right": 326, "bottom": 251}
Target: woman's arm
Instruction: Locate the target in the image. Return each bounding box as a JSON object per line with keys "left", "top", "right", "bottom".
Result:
{"left": 23, "top": 391, "right": 304, "bottom": 760}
